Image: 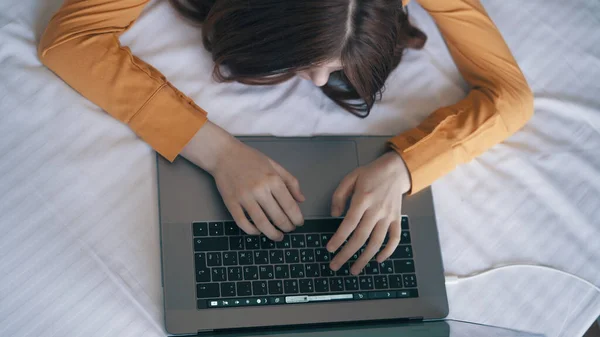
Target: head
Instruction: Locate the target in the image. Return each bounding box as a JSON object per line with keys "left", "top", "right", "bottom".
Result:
{"left": 170, "top": 0, "right": 426, "bottom": 117}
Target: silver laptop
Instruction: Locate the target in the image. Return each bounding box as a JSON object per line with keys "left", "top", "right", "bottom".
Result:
{"left": 156, "top": 136, "right": 542, "bottom": 336}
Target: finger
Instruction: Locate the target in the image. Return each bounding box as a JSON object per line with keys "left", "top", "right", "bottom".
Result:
{"left": 256, "top": 192, "right": 295, "bottom": 233}
{"left": 326, "top": 197, "right": 368, "bottom": 253}
{"left": 331, "top": 170, "right": 359, "bottom": 217}
{"left": 242, "top": 199, "right": 284, "bottom": 241}
{"left": 225, "top": 200, "right": 260, "bottom": 235}
{"left": 270, "top": 160, "right": 305, "bottom": 202}
{"left": 376, "top": 219, "right": 401, "bottom": 263}
{"left": 350, "top": 219, "right": 389, "bottom": 275}
{"left": 329, "top": 211, "right": 378, "bottom": 271}
{"left": 271, "top": 181, "right": 304, "bottom": 227}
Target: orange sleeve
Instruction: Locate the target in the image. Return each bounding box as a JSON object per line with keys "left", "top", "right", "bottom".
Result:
{"left": 38, "top": 0, "right": 208, "bottom": 161}
{"left": 389, "top": 0, "right": 534, "bottom": 193}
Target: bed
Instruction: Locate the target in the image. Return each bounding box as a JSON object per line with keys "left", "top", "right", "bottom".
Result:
{"left": 0, "top": 0, "right": 599, "bottom": 336}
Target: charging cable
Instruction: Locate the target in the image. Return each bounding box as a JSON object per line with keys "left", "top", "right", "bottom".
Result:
{"left": 444, "top": 263, "right": 600, "bottom": 294}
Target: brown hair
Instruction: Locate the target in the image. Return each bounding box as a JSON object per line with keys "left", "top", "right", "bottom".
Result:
{"left": 170, "top": 0, "right": 426, "bottom": 117}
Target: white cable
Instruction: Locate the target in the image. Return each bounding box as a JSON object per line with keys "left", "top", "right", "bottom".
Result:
{"left": 444, "top": 263, "right": 600, "bottom": 294}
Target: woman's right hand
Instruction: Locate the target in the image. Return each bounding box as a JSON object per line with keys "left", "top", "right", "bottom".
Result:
{"left": 181, "top": 121, "right": 305, "bottom": 241}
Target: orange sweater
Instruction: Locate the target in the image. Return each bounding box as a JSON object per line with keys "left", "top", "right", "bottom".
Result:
{"left": 38, "top": 0, "right": 533, "bottom": 194}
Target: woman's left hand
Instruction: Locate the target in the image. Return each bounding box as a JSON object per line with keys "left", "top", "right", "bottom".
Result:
{"left": 327, "top": 151, "right": 411, "bottom": 275}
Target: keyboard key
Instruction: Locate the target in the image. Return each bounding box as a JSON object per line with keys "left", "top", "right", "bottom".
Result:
{"left": 276, "top": 236, "right": 291, "bottom": 249}
{"left": 300, "top": 279, "right": 314, "bottom": 293}
{"left": 329, "top": 278, "right": 344, "bottom": 292}
{"left": 403, "top": 274, "right": 418, "bottom": 288}
{"left": 400, "top": 231, "right": 411, "bottom": 244}
{"left": 228, "top": 267, "right": 243, "bottom": 281}
{"left": 368, "top": 291, "right": 395, "bottom": 299}
{"left": 374, "top": 275, "right": 389, "bottom": 289}
{"left": 259, "top": 266, "right": 274, "bottom": 279}
{"left": 243, "top": 266, "right": 259, "bottom": 280}
{"left": 212, "top": 267, "right": 227, "bottom": 281}
{"left": 353, "top": 292, "right": 368, "bottom": 300}
{"left": 195, "top": 237, "right": 228, "bottom": 252}
{"left": 274, "top": 265, "right": 290, "bottom": 279}
{"left": 238, "top": 251, "right": 253, "bottom": 265}
{"left": 209, "top": 222, "right": 224, "bottom": 236}
{"left": 254, "top": 251, "right": 269, "bottom": 265}
{"left": 306, "top": 234, "right": 321, "bottom": 248}
{"left": 291, "top": 218, "right": 339, "bottom": 234}
{"left": 221, "top": 282, "right": 236, "bottom": 297}
{"left": 245, "top": 236, "right": 260, "bottom": 250}
{"left": 397, "top": 289, "right": 419, "bottom": 298}
{"left": 269, "top": 296, "right": 285, "bottom": 304}
{"left": 388, "top": 275, "right": 403, "bottom": 289}
{"left": 224, "top": 221, "right": 240, "bottom": 236}
{"left": 284, "top": 280, "right": 299, "bottom": 294}
{"left": 207, "top": 252, "right": 222, "bottom": 266}
{"left": 290, "top": 264, "right": 305, "bottom": 278}
{"left": 285, "top": 250, "right": 300, "bottom": 263}
{"left": 229, "top": 236, "right": 245, "bottom": 250}
{"left": 222, "top": 252, "right": 238, "bottom": 266}
{"left": 320, "top": 263, "right": 335, "bottom": 277}
{"left": 349, "top": 251, "right": 360, "bottom": 261}
{"left": 320, "top": 234, "right": 333, "bottom": 247}
{"left": 359, "top": 276, "right": 374, "bottom": 290}
{"left": 366, "top": 261, "right": 379, "bottom": 275}
{"left": 253, "top": 281, "right": 268, "bottom": 296}
{"left": 314, "top": 278, "right": 330, "bottom": 293}
{"left": 291, "top": 235, "right": 306, "bottom": 248}
{"left": 269, "top": 251, "right": 284, "bottom": 264}
{"left": 260, "top": 236, "right": 276, "bottom": 249}
{"left": 394, "top": 259, "right": 415, "bottom": 273}
{"left": 300, "top": 249, "right": 315, "bottom": 262}
{"left": 401, "top": 217, "right": 409, "bottom": 229}
{"left": 315, "top": 249, "right": 331, "bottom": 262}
{"left": 268, "top": 280, "right": 283, "bottom": 294}
{"left": 193, "top": 222, "right": 208, "bottom": 237}
{"left": 344, "top": 277, "right": 359, "bottom": 291}
{"left": 195, "top": 253, "right": 210, "bottom": 282}
{"left": 236, "top": 282, "right": 252, "bottom": 296}
{"left": 336, "top": 263, "right": 351, "bottom": 276}
{"left": 197, "top": 283, "right": 220, "bottom": 298}
{"left": 379, "top": 261, "right": 394, "bottom": 274}
{"left": 391, "top": 245, "right": 413, "bottom": 259}
{"left": 305, "top": 263, "right": 320, "bottom": 277}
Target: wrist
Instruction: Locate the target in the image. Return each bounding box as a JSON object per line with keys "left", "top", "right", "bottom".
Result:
{"left": 180, "top": 121, "right": 236, "bottom": 174}
{"left": 382, "top": 151, "right": 412, "bottom": 194}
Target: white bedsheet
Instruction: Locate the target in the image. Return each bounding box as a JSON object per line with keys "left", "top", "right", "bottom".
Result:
{"left": 1, "top": 0, "right": 599, "bottom": 336}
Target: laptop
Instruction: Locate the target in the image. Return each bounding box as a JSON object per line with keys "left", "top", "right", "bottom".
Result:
{"left": 156, "top": 136, "right": 543, "bottom": 337}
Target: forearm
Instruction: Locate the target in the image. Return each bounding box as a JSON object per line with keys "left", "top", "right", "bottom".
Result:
{"left": 39, "top": 0, "right": 208, "bottom": 161}
{"left": 391, "top": 0, "right": 533, "bottom": 193}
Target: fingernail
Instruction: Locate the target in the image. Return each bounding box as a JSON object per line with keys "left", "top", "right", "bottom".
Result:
{"left": 329, "top": 262, "right": 338, "bottom": 271}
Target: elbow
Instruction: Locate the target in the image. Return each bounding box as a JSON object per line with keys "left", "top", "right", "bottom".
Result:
{"left": 499, "top": 82, "right": 535, "bottom": 134}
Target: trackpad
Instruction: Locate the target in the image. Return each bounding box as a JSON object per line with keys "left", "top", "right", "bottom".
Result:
{"left": 245, "top": 140, "right": 359, "bottom": 217}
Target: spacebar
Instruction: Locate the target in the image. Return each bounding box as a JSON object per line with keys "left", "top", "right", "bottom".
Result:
{"left": 285, "top": 294, "right": 354, "bottom": 303}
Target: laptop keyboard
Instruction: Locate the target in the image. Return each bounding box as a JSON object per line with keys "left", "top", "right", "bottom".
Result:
{"left": 193, "top": 217, "right": 418, "bottom": 309}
